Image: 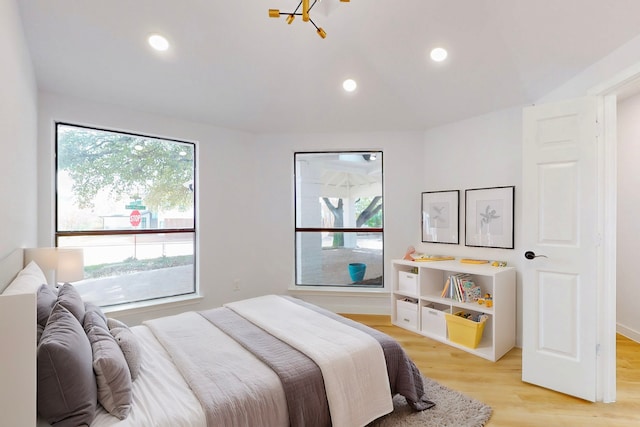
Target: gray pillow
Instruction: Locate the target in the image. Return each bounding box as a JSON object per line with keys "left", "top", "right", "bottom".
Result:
{"left": 106, "top": 317, "right": 128, "bottom": 330}
{"left": 107, "top": 318, "right": 141, "bottom": 381}
{"left": 38, "top": 302, "right": 97, "bottom": 427}
{"left": 84, "top": 311, "right": 132, "bottom": 419}
{"left": 57, "top": 283, "right": 85, "bottom": 323}
{"left": 37, "top": 284, "right": 57, "bottom": 327}
{"left": 84, "top": 301, "right": 107, "bottom": 324}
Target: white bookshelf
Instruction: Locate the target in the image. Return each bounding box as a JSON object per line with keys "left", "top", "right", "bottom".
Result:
{"left": 391, "top": 258, "right": 516, "bottom": 362}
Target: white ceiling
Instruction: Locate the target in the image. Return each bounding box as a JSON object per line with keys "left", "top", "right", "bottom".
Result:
{"left": 16, "top": 0, "right": 640, "bottom": 134}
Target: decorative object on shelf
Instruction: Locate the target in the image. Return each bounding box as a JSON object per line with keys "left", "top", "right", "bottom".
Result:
{"left": 460, "top": 258, "right": 489, "bottom": 264}
{"left": 491, "top": 260, "right": 508, "bottom": 267}
{"left": 403, "top": 246, "right": 416, "bottom": 260}
{"left": 477, "top": 293, "right": 493, "bottom": 307}
{"left": 268, "top": 0, "right": 350, "bottom": 39}
{"left": 348, "top": 262, "right": 366, "bottom": 282}
{"left": 465, "top": 186, "right": 515, "bottom": 249}
{"left": 421, "top": 190, "right": 459, "bottom": 244}
{"left": 411, "top": 254, "right": 455, "bottom": 262}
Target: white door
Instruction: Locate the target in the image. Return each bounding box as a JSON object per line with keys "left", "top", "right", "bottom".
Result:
{"left": 521, "top": 97, "right": 600, "bottom": 401}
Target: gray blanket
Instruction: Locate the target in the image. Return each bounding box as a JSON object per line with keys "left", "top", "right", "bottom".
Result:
{"left": 144, "top": 311, "right": 289, "bottom": 427}
{"left": 198, "top": 308, "right": 331, "bottom": 427}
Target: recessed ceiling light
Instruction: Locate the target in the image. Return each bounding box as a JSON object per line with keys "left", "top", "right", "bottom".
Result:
{"left": 343, "top": 79, "right": 357, "bottom": 92}
{"left": 148, "top": 34, "right": 170, "bottom": 51}
{"left": 430, "top": 47, "right": 448, "bottom": 62}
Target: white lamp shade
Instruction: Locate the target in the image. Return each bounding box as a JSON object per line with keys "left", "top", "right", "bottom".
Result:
{"left": 56, "top": 249, "right": 84, "bottom": 283}
{"left": 23, "top": 248, "right": 84, "bottom": 285}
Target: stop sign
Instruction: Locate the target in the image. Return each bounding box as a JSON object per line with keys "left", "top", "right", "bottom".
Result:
{"left": 130, "top": 210, "right": 142, "bottom": 227}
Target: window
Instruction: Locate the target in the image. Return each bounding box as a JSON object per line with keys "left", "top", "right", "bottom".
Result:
{"left": 295, "top": 152, "right": 383, "bottom": 287}
{"left": 56, "top": 123, "right": 196, "bottom": 307}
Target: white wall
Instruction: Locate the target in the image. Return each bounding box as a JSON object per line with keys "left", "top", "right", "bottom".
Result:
{"left": 420, "top": 106, "right": 525, "bottom": 345}
{"left": 616, "top": 93, "right": 640, "bottom": 342}
{"left": 0, "top": 0, "right": 38, "bottom": 258}
{"left": 540, "top": 33, "right": 640, "bottom": 103}
{"left": 0, "top": 1, "right": 38, "bottom": 425}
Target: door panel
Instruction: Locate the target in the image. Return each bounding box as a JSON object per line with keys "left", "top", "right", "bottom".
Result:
{"left": 538, "top": 271, "right": 578, "bottom": 356}
{"left": 522, "top": 97, "right": 599, "bottom": 401}
{"left": 539, "top": 162, "right": 578, "bottom": 244}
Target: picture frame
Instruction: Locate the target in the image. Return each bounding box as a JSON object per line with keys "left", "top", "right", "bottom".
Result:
{"left": 421, "top": 190, "right": 459, "bottom": 244}
{"left": 465, "top": 186, "right": 515, "bottom": 249}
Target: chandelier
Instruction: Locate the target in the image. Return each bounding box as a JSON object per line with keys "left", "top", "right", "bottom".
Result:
{"left": 268, "top": 0, "right": 350, "bottom": 39}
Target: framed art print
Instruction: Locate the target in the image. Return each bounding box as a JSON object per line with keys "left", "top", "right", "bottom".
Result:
{"left": 465, "top": 186, "right": 514, "bottom": 249}
{"left": 421, "top": 190, "right": 459, "bottom": 244}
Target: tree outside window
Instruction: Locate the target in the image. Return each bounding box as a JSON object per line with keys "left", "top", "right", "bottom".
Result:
{"left": 56, "top": 123, "right": 196, "bottom": 307}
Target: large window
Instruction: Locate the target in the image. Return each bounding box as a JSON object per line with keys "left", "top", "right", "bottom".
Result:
{"left": 295, "top": 152, "right": 383, "bottom": 287}
{"left": 56, "top": 123, "right": 196, "bottom": 307}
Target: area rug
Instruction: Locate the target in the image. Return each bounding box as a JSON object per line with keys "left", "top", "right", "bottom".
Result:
{"left": 368, "top": 376, "right": 492, "bottom": 427}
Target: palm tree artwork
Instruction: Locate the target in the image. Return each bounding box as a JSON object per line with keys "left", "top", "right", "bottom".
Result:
{"left": 477, "top": 200, "right": 503, "bottom": 237}
{"left": 430, "top": 204, "right": 449, "bottom": 228}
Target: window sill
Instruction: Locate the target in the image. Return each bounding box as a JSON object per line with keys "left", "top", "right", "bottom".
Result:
{"left": 288, "top": 286, "right": 390, "bottom": 298}
{"left": 101, "top": 293, "right": 204, "bottom": 317}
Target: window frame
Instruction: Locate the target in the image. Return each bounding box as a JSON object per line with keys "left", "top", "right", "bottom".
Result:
{"left": 54, "top": 122, "right": 197, "bottom": 306}
{"left": 294, "top": 150, "right": 384, "bottom": 288}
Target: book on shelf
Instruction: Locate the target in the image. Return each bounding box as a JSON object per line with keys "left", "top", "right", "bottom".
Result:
{"left": 442, "top": 273, "right": 478, "bottom": 302}
{"left": 448, "top": 275, "right": 458, "bottom": 299}
{"left": 463, "top": 280, "right": 482, "bottom": 303}
{"left": 456, "top": 275, "right": 466, "bottom": 301}
{"left": 454, "top": 273, "right": 465, "bottom": 302}
{"left": 440, "top": 277, "right": 450, "bottom": 297}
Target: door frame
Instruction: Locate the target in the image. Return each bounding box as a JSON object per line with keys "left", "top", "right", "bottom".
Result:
{"left": 588, "top": 62, "right": 640, "bottom": 403}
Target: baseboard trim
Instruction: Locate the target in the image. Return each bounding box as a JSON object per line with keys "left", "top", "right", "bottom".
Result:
{"left": 616, "top": 323, "right": 640, "bottom": 343}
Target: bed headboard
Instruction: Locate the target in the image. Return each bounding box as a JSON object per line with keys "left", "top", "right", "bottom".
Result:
{"left": 0, "top": 248, "right": 36, "bottom": 427}
{"left": 0, "top": 248, "right": 24, "bottom": 293}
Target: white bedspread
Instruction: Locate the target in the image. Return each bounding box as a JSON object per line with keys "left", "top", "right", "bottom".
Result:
{"left": 225, "top": 295, "right": 394, "bottom": 427}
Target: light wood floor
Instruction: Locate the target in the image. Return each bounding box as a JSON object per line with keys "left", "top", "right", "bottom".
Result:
{"left": 344, "top": 314, "right": 640, "bottom": 427}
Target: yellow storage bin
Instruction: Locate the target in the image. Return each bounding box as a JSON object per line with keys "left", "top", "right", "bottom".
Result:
{"left": 445, "top": 312, "right": 487, "bottom": 349}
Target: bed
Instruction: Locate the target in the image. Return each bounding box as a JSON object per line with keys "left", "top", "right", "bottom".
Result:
{"left": 0, "top": 249, "right": 433, "bottom": 427}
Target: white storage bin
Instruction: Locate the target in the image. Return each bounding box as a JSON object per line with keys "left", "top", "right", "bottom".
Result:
{"left": 398, "top": 271, "right": 418, "bottom": 294}
{"left": 421, "top": 306, "right": 447, "bottom": 338}
{"left": 396, "top": 299, "right": 418, "bottom": 329}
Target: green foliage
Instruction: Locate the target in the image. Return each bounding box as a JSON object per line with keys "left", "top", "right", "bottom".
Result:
{"left": 355, "top": 196, "right": 382, "bottom": 227}
{"left": 57, "top": 125, "right": 194, "bottom": 212}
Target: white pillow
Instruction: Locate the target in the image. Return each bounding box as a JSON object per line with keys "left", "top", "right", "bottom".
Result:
{"left": 2, "top": 261, "right": 47, "bottom": 295}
